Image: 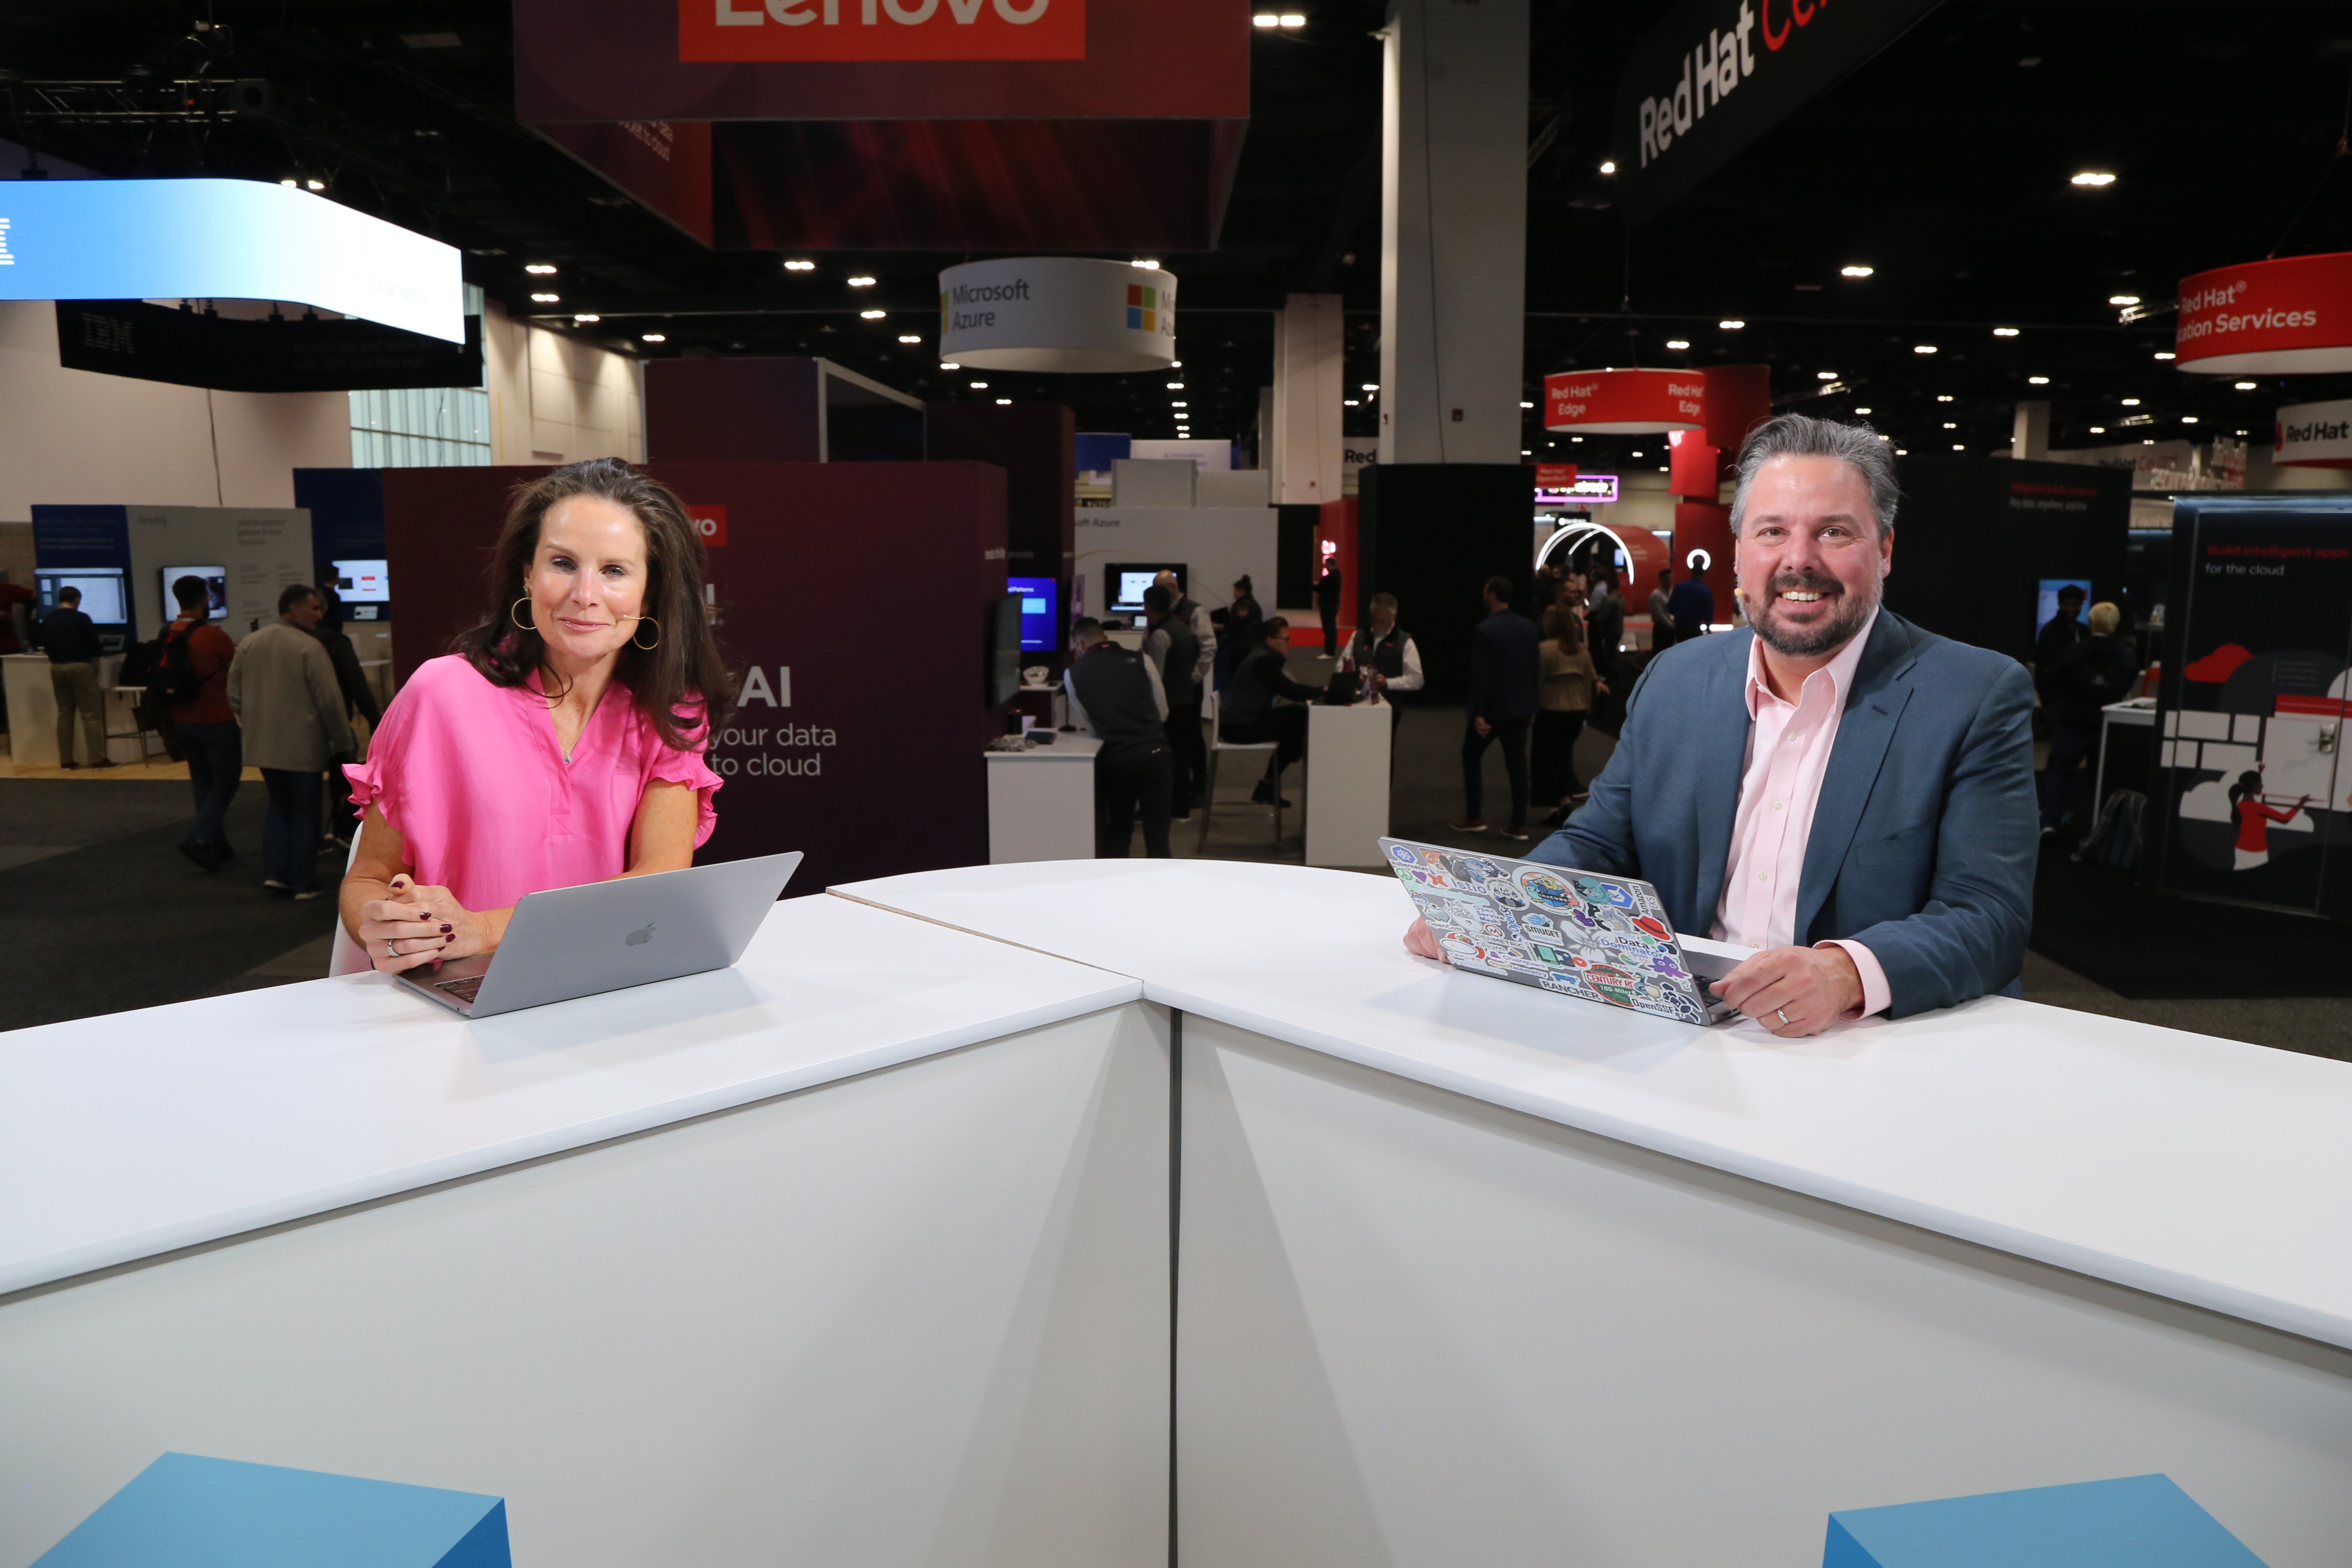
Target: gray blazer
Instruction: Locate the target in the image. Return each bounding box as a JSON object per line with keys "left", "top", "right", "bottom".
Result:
{"left": 227, "top": 622, "right": 357, "bottom": 772}
{"left": 1527, "top": 610, "right": 2037, "bottom": 1018}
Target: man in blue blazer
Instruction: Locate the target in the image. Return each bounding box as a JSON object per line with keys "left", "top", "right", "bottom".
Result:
{"left": 1406, "top": 414, "right": 2037, "bottom": 1034}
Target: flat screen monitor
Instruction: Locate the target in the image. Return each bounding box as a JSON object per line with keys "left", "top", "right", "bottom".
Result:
{"left": 989, "top": 593, "right": 1024, "bottom": 707}
{"left": 2037, "top": 578, "right": 2093, "bottom": 640}
{"left": 1106, "top": 562, "right": 1186, "bottom": 616}
{"left": 36, "top": 568, "right": 127, "bottom": 625}
{"left": 161, "top": 566, "right": 228, "bottom": 621}
{"left": 1006, "top": 575, "right": 1059, "bottom": 653}
{"left": 332, "top": 559, "right": 391, "bottom": 604}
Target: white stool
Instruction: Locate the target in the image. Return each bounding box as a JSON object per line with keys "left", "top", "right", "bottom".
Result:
{"left": 1199, "top": 688, "right": 1287, "bottom": 851}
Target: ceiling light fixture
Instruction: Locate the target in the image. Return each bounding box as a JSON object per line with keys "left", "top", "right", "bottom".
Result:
{"left": 1344, "top": 399, "right": 1360, "bottom": 407}
{"left": 2235, "top": 381, "right": 2257, "bottom": 390}
{"left": 1854, "top": 406, "right": 1873, "bottom": 415}
{"left": 1253, "top": 12, "right": 1279, "bottom": 24}
{"left": 573, "top": 314, "right": 600, "bottom": 324}
{"left": 2089, "top": 426, "right": 2106, "bottom": 434}
{"left": 1599, "top": 160, "right": 1617, "bottom": 175}
{"left": 784, "top": 259, "right": 816, "bottom": 272}
{"left": 1520, "top": 400, "right": 1535, "bottom": 409}
{"left": 1168, "top": 381, "right": 1185, "bottom": 390}
{"left": 860, "top": 308, "right": 886, "bottom": 319}
{"left": 1914, "top": 344, "right": 1938, "bottom": 354}
{"left": 1571, "top": 436, "right": 1584, "bottom": 443}
{"left": 1840, "top": 265, "right": 1874, "bottom": 279}
{"left": 2120, "top": 397, "right": 2141, "bottom": 406}
{"left": 897, "top": 334, "right": 920, "bottom": 344}
{"left": 2182, "top": 415, "right": 2199, "bottom": 423}
{"left": 1816, "top": 371, "right": 1838, "bottom": 380}
{"left": 970, "top": 380, "right": 989, "bottom": 389}
{"left": 1953, "top": 444, "right": 1966, "bottom": 450}
{"left": 641, "top": 333, "right": 666, "bottom": 343}
{"left": 1936, "top": 395, "right": 1954, "bottom": 403}
{"left": 1362, "top": 382, "right": 1378, "bottom": 391}
{"left": 530, "top": 292, "right": 560, "bottom": 303}
{"left": 1993, "top": 327, "right": 2020, "bottom": 337}
{"left": 2153, "top": 351, "right": 2176, "bottom": 361}
{"left": 306, "top": 179, "right": 325, "bottom": 192}
{"left": 998, "top": 398, "right": 1014, "bottom": 405}
{"left": 1943, "top": 422, "right": 1957, "bottom": 429}
{"left": 1132, "top": 258, "right": 1161, "bottom": 269}
{"left": 940, "top": 362, "right": 960, "bottom": 370}
{"left": 1278, "top": 12, "right": 1305, "bottom": 25}
{"left": 279, "top": 178, "right": 297, "bottom": 187}
{"left": 525, "top": 263, "right": 558, "bottom": 276}
{"left": 2028, "top": 376, "right": 2050, "bottom": 385}
{"left": 1665, "top": 339, "right": 1690, "bottom": 350}
{"left": 2072, "top": 172, "right": 2117, "bottom": 187}
{"left": 1718, "top": 319, "right": 1746, "bottom": 330}
{"left": 1170, "top": 360, "right": 1182, "bottom": 368}
{"left": 2109, "top": 294, "right": 2141, "bottom": 306}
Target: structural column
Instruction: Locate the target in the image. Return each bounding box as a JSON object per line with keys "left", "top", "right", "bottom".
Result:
{"left": 1378, "top": 0, "right": 1530, "bottom": 466}
{"left": 2012, "top": 400, "right": 2051, "bottom": 460}
{"left": 1271, "top": 294, "right": 1347, "bottom": 505}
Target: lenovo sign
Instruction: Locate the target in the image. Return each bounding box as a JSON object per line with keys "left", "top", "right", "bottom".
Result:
{"left": 680, "top": 0, "right": 1083, "bottom": 61}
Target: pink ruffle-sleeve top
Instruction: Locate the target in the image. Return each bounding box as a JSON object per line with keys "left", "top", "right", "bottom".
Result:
{"left": 345, "top": 655, "right": 722, "bottom": 915}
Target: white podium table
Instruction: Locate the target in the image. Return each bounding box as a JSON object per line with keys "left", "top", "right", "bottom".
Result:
{"left": 0, "top": 894, "right": 1170, "bottom": 1568}
{"left": 986, "top": 732, "right": 1102, "bottom": 862}
{"left": 1303, "top": 702, "right": 1392, "bottom": 867}
{"left": 837, "top": 859, "right": 2352, "bottom": 1568}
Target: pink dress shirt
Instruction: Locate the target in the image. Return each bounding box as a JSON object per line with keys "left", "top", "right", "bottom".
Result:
{"left": 1708, "top": 611, "right": 1893, "bottom": 1019}
{"left": 345, "top": 655, "right": 722, "bottom": 916}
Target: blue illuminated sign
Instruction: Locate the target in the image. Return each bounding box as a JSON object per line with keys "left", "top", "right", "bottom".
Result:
{"left": 0, "top": 178, "right": 462, "bottom": 343}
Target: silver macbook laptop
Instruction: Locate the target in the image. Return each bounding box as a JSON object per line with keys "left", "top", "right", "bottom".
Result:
{"left": 397, "top": 851, "right": 804, "bottom": 1019}
{"left": 1380, "top": 837, "right": 1742, "bottom": 1026}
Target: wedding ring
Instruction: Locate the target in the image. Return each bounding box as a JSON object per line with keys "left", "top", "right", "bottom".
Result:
{"left": 386, "top": 940, "right": 398, "bottom": 959}
{"left": 1776, "top": 1007, "right": 1790, "bottom": 1026}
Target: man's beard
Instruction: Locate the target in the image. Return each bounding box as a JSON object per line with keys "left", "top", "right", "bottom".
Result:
{"left": 1752, "top": 569, "right": 1880, "bottom": 659}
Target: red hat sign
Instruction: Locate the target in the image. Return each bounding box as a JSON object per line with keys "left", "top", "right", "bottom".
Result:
{"left": 2174, "top": 252, "right": 2352, "bottom": 375}
{"left": 1544, "top": 368, "right": 1708, "bottom": 434}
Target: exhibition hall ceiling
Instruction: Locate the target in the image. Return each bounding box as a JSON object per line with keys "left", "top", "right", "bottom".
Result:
{"left": 4, "top": 0, "right": 2350, "bottom": 467}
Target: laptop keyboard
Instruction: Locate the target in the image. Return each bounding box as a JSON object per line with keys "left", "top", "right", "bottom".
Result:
{"left": 433, "top": 974, "right": 484, "bottom": 1004}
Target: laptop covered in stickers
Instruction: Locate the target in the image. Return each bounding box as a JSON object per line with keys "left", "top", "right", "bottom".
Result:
{"left": 1379, "top": 837, "right": 1743, "bottom": 1026}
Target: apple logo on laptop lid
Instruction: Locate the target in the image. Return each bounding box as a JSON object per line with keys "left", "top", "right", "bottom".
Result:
{"left": 626, "top": 923, "right": 655, "bottom": 947}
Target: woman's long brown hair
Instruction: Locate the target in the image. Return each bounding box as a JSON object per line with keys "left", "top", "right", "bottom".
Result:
{"left": 452, "top": 458, "right": 730, "bottom": 752}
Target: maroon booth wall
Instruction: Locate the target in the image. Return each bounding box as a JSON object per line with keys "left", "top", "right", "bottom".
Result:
{"left": 382, "top": 461, "right": 1008, "bottom": 888}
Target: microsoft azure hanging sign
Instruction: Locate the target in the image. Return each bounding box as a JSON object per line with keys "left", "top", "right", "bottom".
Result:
{"left": 1612, "top": 0, "right": 1945, "bottom": 230}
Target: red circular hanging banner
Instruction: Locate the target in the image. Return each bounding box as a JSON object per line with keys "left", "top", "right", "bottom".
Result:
{"left": 2174, "top": 252, "right": 2352, "bottom": 375}
{"left": 1544, "top": 368, "right": 1708, "bottom": 434}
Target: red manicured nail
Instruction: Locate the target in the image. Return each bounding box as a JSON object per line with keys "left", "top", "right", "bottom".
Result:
{"left": 440, "top": 923, "right": 453, "bottom": 934}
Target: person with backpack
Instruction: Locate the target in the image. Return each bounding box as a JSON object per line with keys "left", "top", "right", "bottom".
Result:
{"left": 162, "top": 574, "right": 242, "bottom": 871}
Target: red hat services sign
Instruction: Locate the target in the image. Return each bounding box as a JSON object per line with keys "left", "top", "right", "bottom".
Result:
{"left": 2174, "top": 252, "right": 2352, "bottom": 375}
{"left": 2275, "top": 398, "right": 2352, "bottom": 469}
{"left": 1544, "top": 368, "right": 1707, "bottom": 434}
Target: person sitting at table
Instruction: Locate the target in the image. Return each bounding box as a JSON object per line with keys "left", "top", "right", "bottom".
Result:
{"left": 1222, "top": 616, "right": 1323, "bottom": 808}
{"left": 1403, "top": 413, "right": 2037, "bottom": 1036}
{"left": 340, "top": 458, "right": 729, "bottom": 976}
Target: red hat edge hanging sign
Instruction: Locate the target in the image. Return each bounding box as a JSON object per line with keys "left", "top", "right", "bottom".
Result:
{"left": 2174, "top": 251, "right": 2352, "bottom": 376}
{"left": 1544, "top": 367, "right": 1708, "bottom": 435}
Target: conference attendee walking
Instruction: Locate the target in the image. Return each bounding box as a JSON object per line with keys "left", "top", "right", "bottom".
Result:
{"left": 1216, "top": 574, "right": 1265, "bottom": 695}
{"left": 2034, "top": 584, "right": 2089, "bottom": 699}
{"left": 311, "top": 588, "right": 383, "bottom": 851}
{"left": 1314, "top": 557, "right": 1344, "bottom": 658}
{"left": 1066, "top": 617, "right": 1174, "bottom": 857}
{"left": 1456, "top": 575, "right": 1539, "bottom": 840}
{"left": 1406, "top": 414, "right": 2040, "bottom": 1036}
{"left": 1666, "top": 565, "right": 1716, "bottom": 643}
{"left": 40, "top": 585, "right": 111, "bottom": 769}
{"left": 1221, "top": 616, "right": 1322, "bottom": 808}
{"left": 1647, "top": 567, "right": 1676, "bottom": 653}
{"left": 1585, "top": 568, "right": 1626, "bottom": 684}
{"left": 1155, "top": 570, "right": 1216, "bottom": 808}
{"left": 1533, "top": 604, "right": 1606, "bottom": 827}
{"left": 1339, "top": 591, "right": 1424, "bottom": 741}
{"left": 162, "top": 574, "right": 242, "bottom": 871}
{"left": 230, "top": 585, "right": 355, "bottom": 899}
{"left": 1141, "top": 585, "right": 1203, "bottom": 823}
{"left": 2037, "top": 600, "right": 2141, "bottom": 835}
{"left": 343, "top": 458, "right": 728, "bottom": 976}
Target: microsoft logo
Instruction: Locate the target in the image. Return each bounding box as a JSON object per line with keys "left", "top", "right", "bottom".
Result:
{"left": 1126, "top": 283, "right": 1160, "bottom": 332}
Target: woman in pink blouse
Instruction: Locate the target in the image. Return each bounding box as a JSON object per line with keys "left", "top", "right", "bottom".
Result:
{"left": 340, "top": 459, "right": 729, "bottom": 975}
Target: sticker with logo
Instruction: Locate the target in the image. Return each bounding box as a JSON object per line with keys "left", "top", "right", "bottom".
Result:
{"left": 1518, "top": 870, "right": 1574, "bottom": 910}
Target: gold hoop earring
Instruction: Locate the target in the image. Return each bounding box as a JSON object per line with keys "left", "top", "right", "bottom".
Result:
{"left": 510, "top": 596, "right": 536, "bottom": 633}
{"left": 630, "top": 616, "right": 661, "bottom": 651}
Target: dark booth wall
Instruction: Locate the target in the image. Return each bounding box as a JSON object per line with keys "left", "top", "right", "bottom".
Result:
{"left": 378, "top": 461, "right": 1008, "bottom": 889}
{"left": 1880, "top": 455, "right": 2132, "bottom": 667}
{"left": 1360, "top": 464, "right": 1537, "bottom": 704}
{"left": 923, "top": 401, "right": 1077, "bottom": 610}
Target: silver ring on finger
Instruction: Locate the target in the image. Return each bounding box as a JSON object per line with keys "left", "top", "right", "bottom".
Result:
{"left": 386, "top": 940, "right": 398, "bottom": 959}
{"left": 1776, "top": 1006, "right": 1790, "bottom": 1026}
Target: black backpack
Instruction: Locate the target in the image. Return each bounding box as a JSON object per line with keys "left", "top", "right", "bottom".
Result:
{"left": 132, "top": 622, "right": 208, "bottom": 728}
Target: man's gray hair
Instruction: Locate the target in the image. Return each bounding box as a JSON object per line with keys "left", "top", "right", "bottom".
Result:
{"left": 1727, "top": 413, "right": 1900, "bottom": 539}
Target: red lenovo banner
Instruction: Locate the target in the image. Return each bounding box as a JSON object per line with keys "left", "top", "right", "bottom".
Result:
{"left": 1544, "top": 368, "right": 1708, "bottom": 434}
{"left": 2175, "top": 252, "right": 2352, "bottom": 376}
{"left": 681, "top": 0, "right": 1083, "bottom": 62}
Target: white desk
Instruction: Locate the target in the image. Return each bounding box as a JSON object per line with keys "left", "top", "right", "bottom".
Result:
{"left": 3, "top": 652, "right": 144, "bottom": 767}
{"left": 1303, "top": 702, "right": 1391, "bottom": 867}
{"left": 0, "top": 894, "right": 1170, "bottom": 1567}
{"left": 836, "top": 860, "right": 2352, "bottom": 1567}
{"left": 986, "top": 733, "right": 1102, "bottom": 862}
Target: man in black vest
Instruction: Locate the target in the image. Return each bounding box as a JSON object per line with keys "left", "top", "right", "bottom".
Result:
{"left": 1155, "top": 569, "right": 1215, "bottom": 808}
{"left": 1142, "top": 585, "right": 1204, "bottom": 822}
{"left": 1339, "top": 591, "right": 1423, "bottom": 741}
{"left": 1063, "top": 618, "right": 1175, "bottom": 857}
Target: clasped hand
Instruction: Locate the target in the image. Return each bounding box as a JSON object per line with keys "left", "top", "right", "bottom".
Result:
{"left": 357, "top": 873, "right": 490, "bottom": 974}
{"left": 1400, "top": 917, "right": 1860, "bottom": 1037}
